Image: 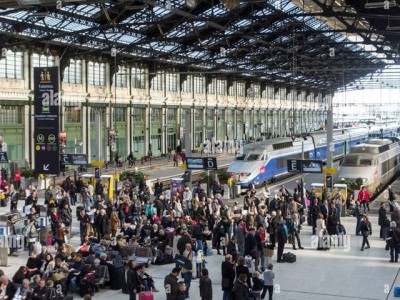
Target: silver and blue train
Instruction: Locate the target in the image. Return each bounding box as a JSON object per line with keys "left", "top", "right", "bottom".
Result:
{"left": 338, "top": 138, "right": 400, "bottom": 195}
{"left": 227, "top": 124, "right": 400, "bottom": 189}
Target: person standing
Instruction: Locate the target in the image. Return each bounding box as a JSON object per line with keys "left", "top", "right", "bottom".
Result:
{"left": 288, "top": 213, "right": 304, "bottom": 250}
{"left": 388, "top": 185, "right": 396, "bottom": 212}
{"left": 221, "top": 254, "right": 235, "bottom": 300}
{"left": 386, "top": 221, "right": 400, "bottom": 263}
{"left": 378, "top": 202, "right": 389, "bottom": 240}
{"left": 360, "top": 215, "right": 372, "bottom": 251}
{"left": 276, "top": 220, "right": 287, "bottom": 262}
{"left": 357, "top": 186, "right": 370, "bottom": 213}
{"left": 199, "top": 268, "right": 212, "bottom": 300}
{"left": 261, "top": 263, "right": 275, "bottom": 300}
{"left": 181, "top": 243, "right": 193, "bottom": 298}
{"left": 232, "top": 273, "right": 250, "bottom": 300}
{"left": 236, "top": 219, "right": 246, "bottom": 256}
{"left": 355, "top": 201, "right": 362, "bottom": 236}
{"left": 164, "top": 267, "right": 181, "bottom": 300}
{"left": 126, "top": 260, "right": 140, "bottom": 300}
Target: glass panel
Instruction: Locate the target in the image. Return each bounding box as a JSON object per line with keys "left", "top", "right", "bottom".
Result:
{"left": 132, "top": 67, "right": 146, "bottom": 89}
{"left": 32, "top": 53, "right": 55, "bottom": 67}
{"left": 0, "top": 106, "right": 23, "bottom": 124}
{"left": 194, "top": 76, "right": 203, "bottom": 94}
{"left": 88, "top": 62, "right": 106, "bottom": 86}
{"left": 0, "top": 50, "right": 23, "bottom": 79}
{"left": 63, "top": 59, "right": 82, "bottom": 84}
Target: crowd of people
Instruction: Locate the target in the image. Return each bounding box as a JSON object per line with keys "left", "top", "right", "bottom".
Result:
{"left": 0, "top": 168, "right": 399, "bottom": 299}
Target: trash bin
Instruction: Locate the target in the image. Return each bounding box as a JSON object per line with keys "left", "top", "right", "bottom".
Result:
{"left": 234, "top": 184, "right": 241, "bottom": 198}
{"left": 223, "top": 184, "right": 230, "bottom": 199}
{"left": 0, "top": 247, "right": 8, "bottom": 266}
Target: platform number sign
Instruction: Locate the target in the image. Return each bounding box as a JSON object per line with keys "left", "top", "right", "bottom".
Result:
{"left": 204, "top": 157, "right": 218, "bottom": 170}
{"left": 287, "top": 159, "right": 302, "bottom": 173}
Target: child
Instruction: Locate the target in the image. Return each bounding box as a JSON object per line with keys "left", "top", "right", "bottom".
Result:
{"left": 261, "top": 263, "right": 275, "bottom": 300}
{"left": 252, "top": 271, "right": 264, "bottom": 300}
{"left": 199, "top": 268, "right": 212, "bottom": 300}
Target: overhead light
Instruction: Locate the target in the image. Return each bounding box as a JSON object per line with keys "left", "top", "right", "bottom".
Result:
{"left": 30, "top": 11, "right": 49, "bottom": 18}
{"left": 365, "top": 1, "right": 396, "bottom": 9}
{"left": 185, "top": 0, "right": 197, "bottom": 8}
{"left": 386, "top": 25, "right": 400, "bottom": 30}
{"left": 125, "top": 4, "right": 148, "bottom": 10}
{"left": 17, "top": 0, "right": 40, "bottom": 5}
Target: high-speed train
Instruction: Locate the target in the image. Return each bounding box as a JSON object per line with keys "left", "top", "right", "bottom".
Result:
{"left": 227, "top": 124, "right": 400, "bottom": 188}
{"left": 338, "top": 138, "right": 400, "bottom": 195}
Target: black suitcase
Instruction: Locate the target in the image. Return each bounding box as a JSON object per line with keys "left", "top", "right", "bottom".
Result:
{"left": 110, "top": 267, "right": 125, "bottom": 290}
{"left": 79, "top": 278, "right": 93, "bottom": 297}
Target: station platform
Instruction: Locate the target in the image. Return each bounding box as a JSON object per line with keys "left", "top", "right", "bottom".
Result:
{"left": 3, "top": 160, "right": 400, "bottom": 299}
{"left": 1, "top": 193, "right": 399, "bottom": 299}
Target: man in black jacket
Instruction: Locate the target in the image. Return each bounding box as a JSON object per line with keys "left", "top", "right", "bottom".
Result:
{"left": 126, "top": 260, "right": 140, "bottom": 300}
{"left": 276, "top": 220, "right": 288, "bottom": 263}
{"left": 154, "top": 178, "right": 163, "bottom": 197}
{"left": 164, "top": 267, "right": 180, "bottom": 300}
{"left": 0, "top": 275, "right": 17, "bottom": 300}
{"left": 244, "top": 228, "right": 257, "bottom": 258}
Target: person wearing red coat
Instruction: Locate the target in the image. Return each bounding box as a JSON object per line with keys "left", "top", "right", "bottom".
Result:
{"left": 357, "top": 186, "right": 370, "bottom": 213}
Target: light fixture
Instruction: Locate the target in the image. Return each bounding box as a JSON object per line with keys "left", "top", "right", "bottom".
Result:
{"left": 386, "top": 26, "right": 400, "bottom": 31}
{"left": 365, "top": 0, "right": 396, "bottom": 8}
{"left": 185, "top": 0, "right": 197, "bottom": 8}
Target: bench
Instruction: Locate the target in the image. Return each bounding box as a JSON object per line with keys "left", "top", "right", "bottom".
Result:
{"left": 95, "top": 265, "right": 109, "bottom": 290}
{"left": 134, "top": 246, "right": 152, "bottom": 266}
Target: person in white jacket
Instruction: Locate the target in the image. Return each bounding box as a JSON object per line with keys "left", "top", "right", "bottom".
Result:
{"left": 183, "top": 187, "right": 193, "bottom": 215}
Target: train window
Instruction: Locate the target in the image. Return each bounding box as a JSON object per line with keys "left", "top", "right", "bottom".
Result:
{"left": 359, "top": 159, "right": 372, "bottom": 166}
{"left": 342, "top": 156, "right": 358, "bottom": 166}
{"left": 247, "top": 154, "right": 260, "bottom": 161}
{"left": 235, "top": 154, "right": 245, "bottom": 160}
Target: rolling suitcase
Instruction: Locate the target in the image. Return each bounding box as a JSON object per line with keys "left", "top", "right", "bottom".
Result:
{"left": 110, "top": 267, "right": 125, "bottom": 290}
{"left": 395, "top": 287, "right": 400, "bottom": 297}
{"left": 79, "top": 278, "right": 93, "bottom": 297}
{"left": 139, "top": 291, "right": 154, "bottom": 300}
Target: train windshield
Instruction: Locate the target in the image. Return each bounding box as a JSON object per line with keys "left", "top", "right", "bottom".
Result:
{"left": 235, "top": 154, "right": 246, "bottom": 160}
{"left": 360, "top": 159, "right": 372, "bottom": 166}
{"left": 247, "top": 154, "right": 260, "bottom": 161}
{"left": 342, "top": 156, "right": 358, "bottom": 166}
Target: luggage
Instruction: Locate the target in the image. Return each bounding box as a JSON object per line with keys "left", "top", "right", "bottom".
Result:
{"left": 174, "top": 254, "right": 192, "bottom": 270}
{"left": 139, "top": 291, "right": 154, "bottom": 300}
{"left": 245, "top": 255, "right": 254, "bottom": 273}
{"left": 79, "top": 278, "right": 93, "bottom": 297}
{"left": 110, "top": 267, "right": 125, "bottom": 290}
{"left": 394, "top": 287, "right": 400, "bottom": 297}
{"left": 282, "top": 252, "right": 296, "bottom": 263}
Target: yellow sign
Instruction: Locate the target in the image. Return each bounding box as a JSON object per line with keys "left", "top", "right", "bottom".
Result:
{"left": 91, "top": 160, "right": 104, "bottom": 167}
{"left": 323, "top": 167, "right": 337, "bottom": 174}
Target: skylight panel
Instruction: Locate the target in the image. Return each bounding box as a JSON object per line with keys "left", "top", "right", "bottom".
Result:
{"left": 63, "top": 22, "right": 90, "bottom": 32}
{"left": 63, "top": 4, "right": 100, "bottom": 17}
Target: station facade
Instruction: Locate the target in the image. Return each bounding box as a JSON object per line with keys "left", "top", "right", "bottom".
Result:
{"left": 0, "top": 49, "right": 330, "bottom": 167}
